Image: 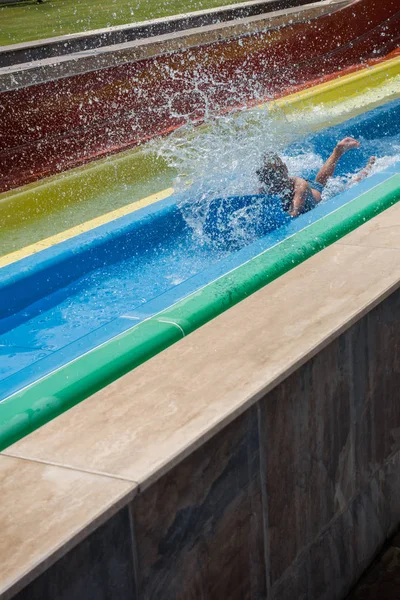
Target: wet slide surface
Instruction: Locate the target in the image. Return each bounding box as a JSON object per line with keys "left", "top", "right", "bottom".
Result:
{"left": 1, "top": 54, "right": 399, "bottom": 259}
{"left": 1, "top": 0, "right": 399, "bottom": 192}
{"left": 0, "top": 97, "right": 399, "bottom": 402}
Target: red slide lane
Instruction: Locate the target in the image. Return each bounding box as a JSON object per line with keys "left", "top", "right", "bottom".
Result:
{"left": 0, "top": 0, "right": 399, "bottom": 193}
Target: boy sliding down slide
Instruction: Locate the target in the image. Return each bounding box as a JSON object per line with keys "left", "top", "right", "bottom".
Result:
{"left": 257, "top": 137, "right": 376, "bottom": 218}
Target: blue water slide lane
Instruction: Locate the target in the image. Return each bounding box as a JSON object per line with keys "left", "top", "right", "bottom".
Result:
{"left": 1, "top": 98, "right": 400, "bottom": 402}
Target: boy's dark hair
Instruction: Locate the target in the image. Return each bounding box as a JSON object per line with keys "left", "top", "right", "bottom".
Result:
{"left": 256, "top": 152, "right": 287, "bottom": 193}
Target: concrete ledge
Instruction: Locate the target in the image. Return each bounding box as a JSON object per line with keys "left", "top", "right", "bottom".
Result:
{"left": 0, "top": 456, "right": 136, "bottom": 600}
{"left": 0, "top": 0, "right": 327, "bottom": 68}
{"left": 2, "top": 202, "right": 400, "bottom": 598}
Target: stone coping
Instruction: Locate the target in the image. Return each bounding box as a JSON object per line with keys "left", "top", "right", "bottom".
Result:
{"left": 1, "top": 201, "right": 400, "bottom": 597}
{"left": 0, "top": 0, "right": 348, "bottom": 91}
{"left": 0, "top": 0, "right": 325, "bottom": 67}
{"left": 0, "top": 455, "right": 136, "bottom": 600}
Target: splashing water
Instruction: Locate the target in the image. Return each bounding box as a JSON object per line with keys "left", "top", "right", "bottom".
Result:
{"left": 323, "top": 139, "right": 400, "bottom": 200}
{"left": 149, "top": 90, "right": 400, "bottom": 243}
{"left": 150, "top": 105, "right": 306, "bottom": 237}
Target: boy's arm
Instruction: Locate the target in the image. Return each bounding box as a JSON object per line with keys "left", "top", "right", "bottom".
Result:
{"left": 289, "top": 178, "right": 309, "bottom": 218}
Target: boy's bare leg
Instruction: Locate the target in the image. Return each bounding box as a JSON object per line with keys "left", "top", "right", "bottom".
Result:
{"left": 351, "top": 156, "right": 376, "bottom": 183}
{"left": 315, "top": 137, "right": 360, "bottom": 186}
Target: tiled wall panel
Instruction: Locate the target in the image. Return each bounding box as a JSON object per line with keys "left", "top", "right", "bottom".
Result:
{"left": 131, "top": 407, "right": 267, "bottom": 600}
{"left": 12, "top": 507, "right": 137, "bottom": 600}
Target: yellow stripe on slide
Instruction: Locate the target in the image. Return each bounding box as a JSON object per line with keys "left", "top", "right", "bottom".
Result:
{"left": 0, "top": 187, "right": 174, "bottom": 269}
{"left": 261, "top": 55, "right": 400, "bottom": 112}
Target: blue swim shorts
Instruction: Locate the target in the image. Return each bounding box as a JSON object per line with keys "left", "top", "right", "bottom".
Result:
{"left": 307, "top": 180, "right": 324, "bottom": 194}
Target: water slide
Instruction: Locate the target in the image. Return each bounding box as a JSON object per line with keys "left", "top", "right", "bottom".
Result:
{"left": 1, "top": 69, "right": 400, "bottom": 448}
{"left": 0, "top": 0, "right": 399, "bottom": 447}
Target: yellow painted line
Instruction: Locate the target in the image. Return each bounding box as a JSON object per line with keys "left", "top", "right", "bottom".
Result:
{"left": 259, "top": 55, "right": 400, "bottom": 110}
{"left": 2, "top": 55, "right": 399, "bottom": 270}
{"left": 0, "top": 187, "right": 174, "bottom": 269}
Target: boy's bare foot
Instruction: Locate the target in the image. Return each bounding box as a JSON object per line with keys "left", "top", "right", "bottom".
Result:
{"left": 336, "top": 137, "right": 361, "bottom": 156}
{"left": 351, "top": 156, "right": 376, "bottom": 183}
{"left": 361, "top": 156, "right": 376, "bottom": 176}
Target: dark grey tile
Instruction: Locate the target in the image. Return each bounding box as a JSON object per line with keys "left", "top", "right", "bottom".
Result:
{"left": 14, "top": 507, "right": 136, "bottom": 600}
{"left": 300, "top": 336, "right": 354, "bottom": 539}
{"left": 131, "top": 407, "right": 267, "bottom": 600}
{"left": 347, "top": 318, "right": 376, "bottom": 490}
{"left": 270, "top": 552, "right": 310, "bottom": 600}
{"left": 308, "top": 508, "right": 355, "bottom": 600}
{"left": 260, "top": 335, "right": 354, "bottom": 584}
{"left": 366, "top": 288, "right": 400, "bottom": 464}
{"left": 258, "top": 380, "right": 299, "bottom": 584}
{"left": 269, "top": 506, "right": 356, "bottom": 600}
{"left": 381, "top": 451, "right": 400, "bottom": 540}
{"left": 351, "top": 481, "right": 386, "bottom": 579}
{"left": 347, "top": 546, "right": 400, "bottom": 600}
